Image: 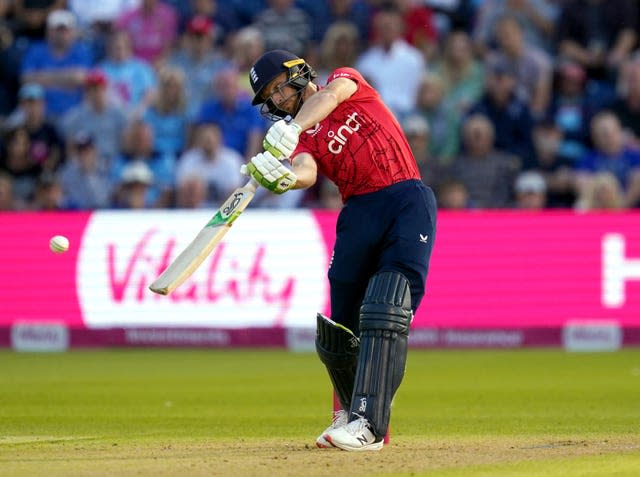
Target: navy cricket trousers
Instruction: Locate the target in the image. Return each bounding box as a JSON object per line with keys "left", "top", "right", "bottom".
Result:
{"left": 328, "top": 179, "right": 437, "bottom": 335}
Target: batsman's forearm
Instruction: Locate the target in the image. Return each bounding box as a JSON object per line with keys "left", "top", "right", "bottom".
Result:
{"left": 293, "top": 89, "right": 339, "bottom": 131}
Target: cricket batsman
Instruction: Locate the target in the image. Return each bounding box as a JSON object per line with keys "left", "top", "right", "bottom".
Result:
{"left": 244, "top": 49, "right": 437, "bottom": 451}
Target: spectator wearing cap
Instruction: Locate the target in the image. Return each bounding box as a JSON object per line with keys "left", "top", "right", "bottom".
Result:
{"left": 176, "top": 122, "right": 243, "bottom": 205}
{"left": 467, "top": 57, "right": 536, "bottom": 169}
{"left": 58, "top": 131, "right": 113, "bottom": 209}
{"left": 115, "top": 0, "right": 178, "bottom": 65}
{"left": 356, "top": 8, "right": 425, "bottom": 118}
{"left": 449, "top": 113, "right": 521, "bottom": 208}
{"left": 17, "top": 82, "right": 65, "bottom": 173}
{"left": 167, "top": 14, "right": 231, "bottom": 119}
{"left": 487, "top": 14, "right": 553, "bottom": 118}
{"left": 513, "top": 170, "right": 547, "bottom": 209}
{"left": 112, "top": 159, "right": 155, "bottom": 209}
{"left": 196, "top": 67, "right": 264, "bottom": 160}
{"left": 60, "top": 68, "right": 127, "bottom": 164}
{"left": 98, "top": 30, "right": 157, "bottom": 118}
{"left": 20, "top": 9, "right": 94, "bottom": 119}
{"left": 110, "top": 119, "right": 175, "bottom": 207}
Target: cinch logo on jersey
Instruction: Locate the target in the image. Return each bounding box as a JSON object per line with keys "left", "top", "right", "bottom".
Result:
{"left": 327, "top": 112, "right": 361, "bottom": 154}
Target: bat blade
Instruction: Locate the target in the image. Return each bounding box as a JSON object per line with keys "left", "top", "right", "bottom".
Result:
{"left": 149, "top": 179, "right": 258, "bottom": 295}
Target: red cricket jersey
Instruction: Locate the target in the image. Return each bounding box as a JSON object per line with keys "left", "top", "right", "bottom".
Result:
{"left": 292, "top": 67, "right": 420, "bottom": 201}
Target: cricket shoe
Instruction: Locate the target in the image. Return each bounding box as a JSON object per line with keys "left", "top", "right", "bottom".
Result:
{"left": 316, "top": 409, "right": 348, "bottom": 448}
{"left": 322, "top": 415, "right": 384, "bottom": 451}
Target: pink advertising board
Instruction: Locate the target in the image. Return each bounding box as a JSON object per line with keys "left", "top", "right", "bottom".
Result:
{"left": 1, "top": 210, "right": 640, "bottom": 348}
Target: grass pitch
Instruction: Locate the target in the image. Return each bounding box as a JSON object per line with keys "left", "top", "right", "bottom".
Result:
{"left": 0, "top": 349, "right": 639, "bottom": 476}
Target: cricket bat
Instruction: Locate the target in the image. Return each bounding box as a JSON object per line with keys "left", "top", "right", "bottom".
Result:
{"left": 149, "top": 179, "right": 258, "bottom": 295}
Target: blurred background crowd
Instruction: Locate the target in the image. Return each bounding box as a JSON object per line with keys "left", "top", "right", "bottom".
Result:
{"left": 1, "top": 0, "right": 640, "bottom": 211}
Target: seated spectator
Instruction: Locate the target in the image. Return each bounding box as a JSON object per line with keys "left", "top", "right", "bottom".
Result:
{"left": 392, "top": 0, "right": 438, "bottom": 62}
{"left": 473, "top": 0, "right": 559, "bottom": 54}
{"left": 229, "top": 0, "right": 267, "bottom": 28}
{"left": 112, "top": 159, "right": 154, "bottom": 209}
{"left": 0, "top": 171, "right": 16, "bottom": 210}
{"left": 13, "top": 0, "right": 67, "bottom": 42}
{"left": 315, "top": 21, "right": 360, "bottom": 85}
{"left": 58, "top": 131, "right": 112, "bottom": 209}
{"left": 0, "top": 21, "right": 23, "bottom": 120}
{"left": 197, "top": 68, "right": 264, "bottom": 159}
{"left": 144, "top": 66, "right": 189, "bottom": 157}
{"left": 167, "top": 15, "right": 230, "bottom": 119}
{"left": 60, "top": 69, "right": 127, "bottom": 164}
{"left": 110, "top": 119, "right": 175, "bottom": 207}
{"left": 575, "top": 112, "right": 640, "bottom": 208}
{"left": 468, "top": 57, "right": 535, "bottom": 169}
{"left": 254, "top": 0, "right": 311, "bottom": 57}
{"left": 115, "top": 0, "right": 178, "bottom": 65}
{"left": 296, "top": 0, "right": 370, "bottom": 45}
{"left": 436, "top": 178, "right": 470, "bottom": 210}
{"left": 176, "top": 123, "right": 244, "bottom": 204}
{"left": 557, "top": 0, "right": 637, "bottom": 82}
{"left": 0, "top": 126, "right": 40, "bottom": 205}
{"left": 488, "top": 14, "right": 552, "bottom": 118}
{"left": 31, "top": 170, "right": 63, "bottom": 210}
{"left": 99, "top": 30, "right": 157, "bottom": 118}
{"left": 175, "top": 0, "right": 240, "bottom": 45}
{"left": 175, "top": 174, "right": 208, "bottom": 208}
{"left": 448, "top": 114, "right": 521, "bottom": 208}
{"left": 20, "top": 9, "right": 94, "bottom": 119}
{"left": 611, "top": 58, "right": 640, "bottom": 146}
{"left": 532, "top": 120, "right": 577, "bottom": 207}
{"left": 229, "top": 26, "right": 265, "bottom": 98}
{"left": 513, "top": 170, "right": 547, "bottom": 210}
{"left": 575, "top": 171, "right": 626, "bottom": 211}
{"left": 435, "top": 29, "right": 484, "bottom": 115}
{"left": 356, "top": 7, "right": 425, "bottom": 118}
{"left": 413, "top": 72, "right": 460, "bottom": 167}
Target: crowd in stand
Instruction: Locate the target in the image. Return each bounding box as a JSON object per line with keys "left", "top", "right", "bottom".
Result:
{"left": 1, "top": 0, "right": 640, "bottom": 211}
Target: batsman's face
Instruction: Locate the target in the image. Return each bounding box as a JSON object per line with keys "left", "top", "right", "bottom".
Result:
{"left": 263, "top": 72, "right": 298, "bottom": 114}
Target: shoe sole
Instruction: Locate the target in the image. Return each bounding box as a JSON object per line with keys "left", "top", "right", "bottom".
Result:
{"left": 323, "top": 434, "right": 384, "bottom": 452}
{"left": 315, "top": 436, "right": 336, "bottom": 448}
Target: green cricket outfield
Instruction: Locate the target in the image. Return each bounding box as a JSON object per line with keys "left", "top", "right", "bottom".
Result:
{"left": 1, "top": 349, "right": 639, "bottom": 476}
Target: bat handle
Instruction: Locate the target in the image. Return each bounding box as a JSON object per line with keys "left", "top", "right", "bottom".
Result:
{"left": 245, "top": 178, "right": 259, "bottom": 192}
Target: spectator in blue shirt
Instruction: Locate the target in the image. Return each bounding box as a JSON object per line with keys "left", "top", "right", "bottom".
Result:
{"left": 197, "top": 67, "right": 264, "bottom": 159}
{"left": 20, "top": 10, "right": 94, "bottom": 119}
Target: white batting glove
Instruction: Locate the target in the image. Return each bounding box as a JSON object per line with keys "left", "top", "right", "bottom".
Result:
{"left": 240, "top": 151, "right": 297, "bottom": 194}
{"left": 263, "top": 119, "right": 302, "bottom": 159}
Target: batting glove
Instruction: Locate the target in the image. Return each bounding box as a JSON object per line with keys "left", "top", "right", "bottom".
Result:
{"left": 240, "top": 151, "right": 297, "bottom": 194}
{"left": 263, "top": 119, "right": 302, "bottom": 159}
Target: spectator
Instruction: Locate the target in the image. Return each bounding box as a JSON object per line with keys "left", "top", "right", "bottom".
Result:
{"left": 435, "top": 29, "right": 484, "bottom": 115}
{"left": 436, "top": 178, "right": 470, "bottom": 209}
{"left": 392, "top": 0, "right": 438, "bottom": 62}
{"left": 229, "top": 0, "right": 267, "bottom": 28}
{"left": 175, "top": 122, "right": 244, "bottom": 205}
{"left": 0, "top": 21, "right": 23, "bottom": 119}
{"left": 449, "top": 114, "right": 521, "bottom": 208}
{"left": 513, "top": 170, "right": 547, "bottom": 210}
{"left": 488, "top": 14, "right": 552, "bottom": 118}
{"left": 175, "top": 0, "right": 240, "bottom": 45}
{"left": 356, "top": 7, "right": 425, "bottom": 117}
{"left": 532, "top": 120, "right": 577, "bottom": 207}
{"left": 175, "top": 174, "right": 208, "bottom": 208}
{"left": 611, "top": 58, "right": 640, "bottom": 145}
{"left": 575, "top": 171, "right": 627, "bottom": 210}
{"left": 402, "top": 113, "right": 446, "bottom": 191}
{"left": 297, "top": 0, "right": 370, "bottom": 45}
{"left": 31, "top": 170, "right": 63, "bottom": 210}
{"left": 115, "top": 0, "right": 178, "bottom": 65}
{"left": 144, "top": 66, "right": 189, "bottom": 157}
{"left": 60, "top": 69, "right": 127, "bottom": 163}
{"left": 468, "top": 57, "right": 535, "bottom": 169}
{"left": 254, "top": 0, "right": 311, "bottom": 57}
{"left": 58, "top": 131, "right": 112, "bottom": 209}
{"left": 110, "top": 119, "right": 175, "bottom": 207}
{"left": 557, "top": 0, "right": 637, "bottom": 82}
{"left": 21, "top": 9, "right": 94, "bottom": 119}
{"left": 197, "top": 68, "right": 264, "bottom": 159}
{"left": 575, "top": 111, "right": 640, "bottom": 208}
{"left": 413, "top": 72, "right": 460, "bottom": 166}
{"left": 316, "top": 21, "right": 360, "bottom": 85}
{"left": 99, "top": 30, "right": 157, "bottom": 118}
{"left": 112, "top": 159, "right": 154, "bottom": 208}
{"left": 167, "top": 14, "right": 230, "bottom": 119}
{"left": 473, "top": 0, "right": 559, "bottom": 54}
{"left": 13, "top": 0, "right": 67, "bottom": 41}
{"left": 18, "top": 82, "right": 64, "bottom": 172}
{"left": 0, "top": 171, "right": 15, "bottom": 210}
{"left": 229, "top": 26, "right": 265, "bottom": 98}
